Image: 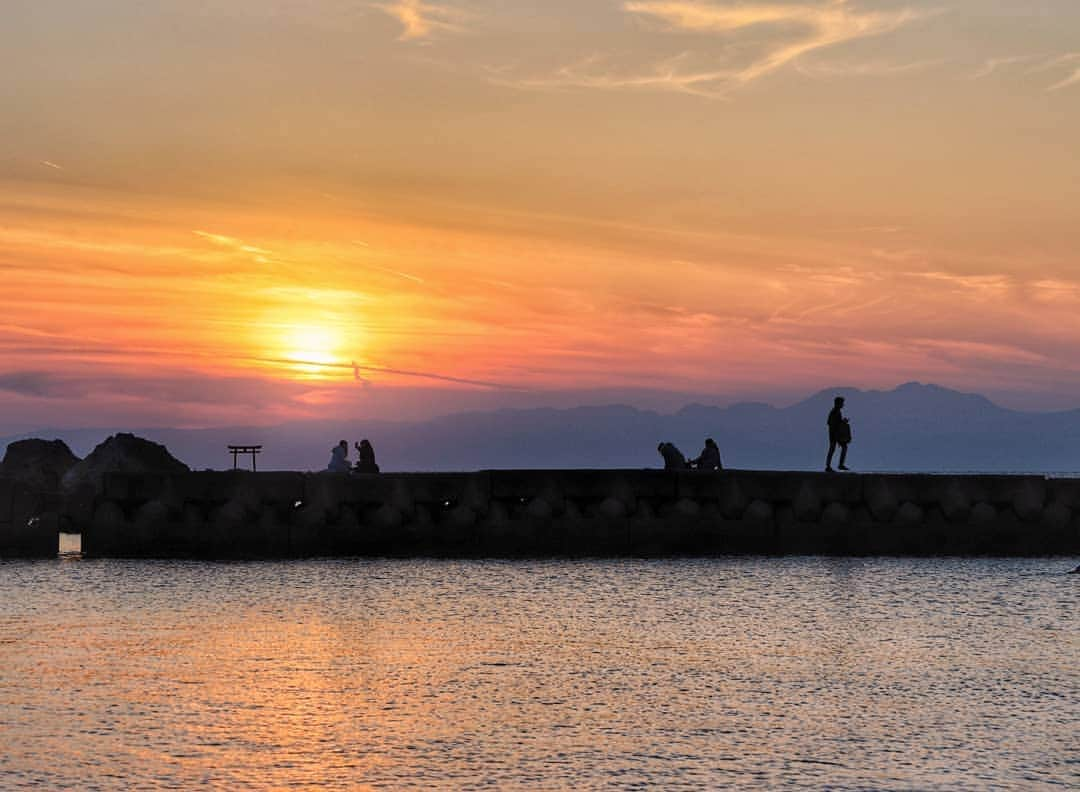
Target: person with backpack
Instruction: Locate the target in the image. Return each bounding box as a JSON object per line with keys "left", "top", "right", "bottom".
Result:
{"left": 826, "top": 396, "right": 852, "bottom": 472}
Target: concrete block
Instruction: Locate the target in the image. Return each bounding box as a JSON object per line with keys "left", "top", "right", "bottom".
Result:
{"left": 744, "top": 499, "right": 774, "bottom": 526}
{"left": 793, "top": 482, "right": 822, "bottom": 522}
{"left": 445, "top": 504, "right": 478, "bottom": 530}
{"left": 970, "top": 502, "right": 997, "bottom": 527}
{"left": 613, "top": 471, "right": 678, "bottom": 500}
{"left": 939, "top": 480, "right": 972, "bottom": 523}
{"left": 1042, "top": 502, "right": 1072, "bottom": 531}
{"left": 675, "top": 470, "right": 725, "bottom": 499}
{"left": 133, "top": 499, "right": 171, "bottom": 552}
{"left": 242, "top": 472, "right": 305, "bottom": 506}
{"left": 0, "top": 478, "right": 13, "bottom": 522}
{"left": 86, "top": 500, "right": 128, "bottom": 557}
{"left": 395, "top": 473, "right": 479, "bottom": 507}
{"left": 288, "top": 507, "right": 330, "bottom": 557}
{"left": 719, "top": 476, "right": 748, "bottom": 519}
{"left": 865, "top": 477, "right": 899, "bottom": 523}
{"left": 894, "top": 501, "right": 924, "bottom": 527}
{"left": 597, "top": 497, "right": 626, "bottom": 520}
{"left": 821, "top": 502, "right": 851, "bottom": 527}
{"left": 526, "top": 497, "right": 553, "bottom": 520}
{"left": 735, "top": 471, "right": 808, "bottom": 503}
{"left": 1046, "top": 478, "right": 1080, "bottom": 509}
{"left": 673, "top": 498, "right": 701, "bottom": 518}
{"left": 628, "top": 501, "right": 670, "bottom": 555}
{"left": 0, "top": 513, "right": 57, "bottom": 558}
{"left": 489, "top": 471, "right": 566, "bottom": 501}
{"left": 371, "top": 503, "right": 403, "bottom": 531}
{"left": 1009, "top": 478, "right": 1046, "bottom": 523}
{"left": 566, "top": 517, "right": 628, "bottom": 555}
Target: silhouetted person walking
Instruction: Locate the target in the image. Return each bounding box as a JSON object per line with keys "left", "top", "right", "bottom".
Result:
{"left": 692, "top": 438, "right": 723, "bottom": 470}
{"left": 825, "top": 396, "right": 851, "bottom": 472}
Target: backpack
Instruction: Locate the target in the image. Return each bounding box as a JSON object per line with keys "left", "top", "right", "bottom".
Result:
{"left": 838, "top": 419, "right": 852, "bottom": 444}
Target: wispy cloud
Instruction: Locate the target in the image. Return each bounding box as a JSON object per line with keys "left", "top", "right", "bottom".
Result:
{"left": 969, "top": 54, "right": 1041, "bottom": 81}
{"left": 904, "top": 270, "right": 1013, "bottom": 300}
{"left": 505, "top": 1, "right": 933, "bottom": 98}
{"left": 795, "top": 56, "right": 945, "bottom": 79}
{"left": 39, "top": 160, "right": 63, "bottom": 170}
{"left": 625, "top": 0, "right": 932, "bottom": 86}
{"left": 911, "top": 338, "right": 1047, "bottom": 366}
{"left": 971, "top": 52, "right": 1080, "bottom": 92}
{"left": 192, "top": 230, "right": 275, "bottom": 264}
{"left": 1039, "top": 53, "right": 1080, "bottom": 92}
{"left": 371, "top": 265, "right": 426, "bottom": 284}
{"left": 376, "top": 0, "right": 463, "bottom": 41}
{"left": 497, "top": 53, "right": 736, "bottom": 98}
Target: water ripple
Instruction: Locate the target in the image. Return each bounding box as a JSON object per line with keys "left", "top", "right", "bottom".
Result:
{"left": 0, "top": 557, "right": 1077, "bottom": 789}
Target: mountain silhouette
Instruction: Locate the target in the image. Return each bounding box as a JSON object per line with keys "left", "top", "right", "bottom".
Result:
{"left": 3, "top": 382, "right": 1079, "bottom": 474}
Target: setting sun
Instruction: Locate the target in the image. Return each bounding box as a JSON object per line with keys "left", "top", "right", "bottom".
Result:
{"left": 278, "top": 322, "right": 349, "bottom": 378}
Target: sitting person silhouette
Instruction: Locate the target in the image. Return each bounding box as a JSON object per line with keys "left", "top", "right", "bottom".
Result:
{"left": 692, "top": 438, "right": 723, "bottom": 470}
{"left": 658, "top": 441, "right": 689, "bottom": 471}
{"left": 353, "top": 439, "right": 380, "bottom": 474}
{"left": 826, "top": 396, "right": 852, "bottom": 472}
{"left": 326, "top": 440, "right": 350, "bottom": 473}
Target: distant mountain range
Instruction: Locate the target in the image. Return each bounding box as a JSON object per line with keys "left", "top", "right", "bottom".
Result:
{"left": 4, "top": 382, "right": 1080, "bottom": 474}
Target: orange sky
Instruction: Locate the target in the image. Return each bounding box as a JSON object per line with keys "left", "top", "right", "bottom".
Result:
{"left": 2, "top": 0, "right": 1080, "bottom": 429}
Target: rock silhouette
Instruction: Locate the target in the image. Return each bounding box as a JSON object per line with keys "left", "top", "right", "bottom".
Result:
{"left": 1, "top": 439, "right": 80, "bottom": 492}
{"left": 62, "top": 433, "right": 189, "bottom": 501}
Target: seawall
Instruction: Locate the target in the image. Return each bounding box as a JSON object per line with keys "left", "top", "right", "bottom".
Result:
{"left": 0, "top": 478, "right": 56, "bottom": 558}
{"left": 44, "top": 469, "right": 1080, "bottom": 558}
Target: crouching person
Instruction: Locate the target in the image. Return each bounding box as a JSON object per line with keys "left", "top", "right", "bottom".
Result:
{"left": 658, "top": 441, "right": 689, "bottom": 471}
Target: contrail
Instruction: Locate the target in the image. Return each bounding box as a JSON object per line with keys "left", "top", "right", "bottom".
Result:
{"left": 251, "top": 356, "right": 521, "bottom": 391}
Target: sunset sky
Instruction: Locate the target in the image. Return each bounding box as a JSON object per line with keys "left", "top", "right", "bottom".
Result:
{"left": 2, "top": 0, "right": 1080, "bottom": 430}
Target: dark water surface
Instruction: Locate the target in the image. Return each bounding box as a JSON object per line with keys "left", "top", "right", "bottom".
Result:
{"left": 0, "top": 558, "right": 1076, "bottom": 790}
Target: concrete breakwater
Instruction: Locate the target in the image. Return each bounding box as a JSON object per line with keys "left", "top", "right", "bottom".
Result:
{"left": 28, "top": 469, "right": 1077, "bottom": 558}
{"left": 0, "top": 477, "right": 57, "bottom": 558}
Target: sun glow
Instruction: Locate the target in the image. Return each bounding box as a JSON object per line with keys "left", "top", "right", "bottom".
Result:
{"left": 280, "top": 323, "right": 348, "bottom": 377}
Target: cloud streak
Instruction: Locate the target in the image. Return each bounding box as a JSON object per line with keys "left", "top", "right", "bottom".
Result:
{"left": 376, "top": 0, "right": 463, "bottom": 40}
{"left": 1041, "top": 53, "right": 1080, "bottom": 92}
{"left": 192, "top": 230, "right": 276, "bottom": 264}
{"left": 506, "top": 0, "right": 933, "bottom": 98}
{"left": 970, "top": 52, "right": 1080, "bottom": 92}
{"left": 626, "top": 0, "right": 930, "bottom": 88}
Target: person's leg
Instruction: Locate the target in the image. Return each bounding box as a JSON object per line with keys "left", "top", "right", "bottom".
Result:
{"left": 826, "top": 440, "right": 837, "bottom": 470}
{"left": 839, "top": 443, "right": 849, "bottom": 469}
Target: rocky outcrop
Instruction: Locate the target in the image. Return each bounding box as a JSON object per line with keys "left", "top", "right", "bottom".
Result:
{"left": 62, "top": 434, "right": 189, "bottom": 511}
{"left": 1, "top": 439, "right": 80, "bottom": 493}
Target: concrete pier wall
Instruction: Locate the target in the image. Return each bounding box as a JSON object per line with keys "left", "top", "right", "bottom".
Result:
{"left": 0, "top": 478, "right": 56, "bottom": 558}
{"left": 63, "top": 470, "right": 1080, "bottom": 558}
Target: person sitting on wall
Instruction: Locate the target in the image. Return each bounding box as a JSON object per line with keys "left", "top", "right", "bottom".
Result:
{"left": 326, "top": 440, "right": 350, "bottom": 473}
{"left": 658, "top": 441, "right": 689, "bottom": 471}
{"left": 692, "top": 438, "right": 723, "bottom": 471}
{"left": 353, "top": 439, "right": 380, "bottom": 474}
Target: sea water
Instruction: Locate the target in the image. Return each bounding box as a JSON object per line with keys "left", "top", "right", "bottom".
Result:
{"left": 0, "top": 558, "right": 1076, "bottom": 790}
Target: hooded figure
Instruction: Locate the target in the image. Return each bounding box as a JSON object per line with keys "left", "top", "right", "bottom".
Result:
{"left": 693, "top": 438, "right": 723, "bottom": 471}
{"left": 326, "top": 440, "right": 350, "bottom": 473}
{"left": 658, "top": 441, "right": 689, "bottom": 471}
{"left": 354, "top": 439, "right": 380, "bottom": 474}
